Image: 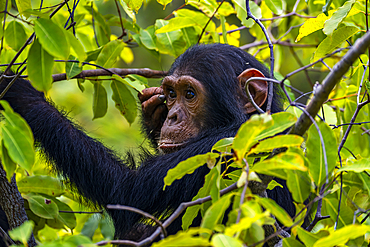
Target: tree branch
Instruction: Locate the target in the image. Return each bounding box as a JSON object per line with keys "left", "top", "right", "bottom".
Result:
{"left": 289, "top": 32, "right": 370, "bottom": 136}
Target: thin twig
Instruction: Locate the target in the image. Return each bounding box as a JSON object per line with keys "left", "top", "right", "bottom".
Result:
{"left": 197, "top": 0, "right": 225, "bottom": 44}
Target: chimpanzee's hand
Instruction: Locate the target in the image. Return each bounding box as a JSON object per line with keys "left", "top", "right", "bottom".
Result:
{"left": 138, "top": 87, "right": 168, "bottom": 138}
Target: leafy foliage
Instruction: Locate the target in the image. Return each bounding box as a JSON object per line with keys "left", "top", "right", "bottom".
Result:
{"left": 1, "top": 0, "right": 370, "bottom": 246}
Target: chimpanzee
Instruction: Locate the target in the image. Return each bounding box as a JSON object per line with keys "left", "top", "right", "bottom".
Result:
{"left": 0, "top": 44, "right": 293, "bottom": 244}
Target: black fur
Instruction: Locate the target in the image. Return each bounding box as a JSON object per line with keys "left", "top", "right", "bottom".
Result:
{"left": 0, "top": 44, "right": 294, "bottom": 242}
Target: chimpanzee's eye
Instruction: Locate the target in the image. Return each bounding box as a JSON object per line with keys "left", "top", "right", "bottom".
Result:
{"left": 185, "top": 90, "right": 195, "bottom": 99}
{"left": 168, "top": 89, "right": 176, "bottom": 99}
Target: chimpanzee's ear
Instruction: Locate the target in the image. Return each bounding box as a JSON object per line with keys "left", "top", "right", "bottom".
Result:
{"left": 237, "top": 68, "right": 268, "bottom": 114}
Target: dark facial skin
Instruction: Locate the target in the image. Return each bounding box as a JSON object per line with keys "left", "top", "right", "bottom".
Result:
{"left": 139, "top": 75, "right": 206, "bottom": 153}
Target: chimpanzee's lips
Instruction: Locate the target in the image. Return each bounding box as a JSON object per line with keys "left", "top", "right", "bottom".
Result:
{"left": 158, "top": 141, "right": 187, "bottom": 151}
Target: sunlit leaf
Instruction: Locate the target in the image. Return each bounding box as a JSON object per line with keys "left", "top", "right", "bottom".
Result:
{"left": 152, "top": 228, "right": 211, "bottom": 247}
{"left": 65, "top": 30, "right": 87, "bottom": 62}
{"left": 255, "top": 112, "right": 297, "bottom": 140}
{"left": 233, "top": 114, "right": 273, "bottom": 161}
{"left": 8, "top": 221, "right": 34, "bottom": 244}
{"left": 155, "top": 19, "right": 186, "bottom": 57}
{"left": 313, "top": 225, "right": 370, "bottom": 247}
{"left": 249, "top": 135, "right": 304, "bottom": 154}
{"left": 0, "top": 101, "right": 35, "bottom": 171}
{"left": 337, "top": 158, "right": 370, "bottom": 173}
{"left": 96, "top": 40, "right": 125, "bottom": 68}
{"left": 164, "top": 152, "right": 219, "bottom": 189}
{"left": 140, "top": 26, "right": 158, "bottom": 50}
{"left": 323, "top": 0, "right": 355, "bottom": 35}
{"left": 1, "top": 140, "right": 16, "bottom": 182}
{"left": 14, "top": 0, "right": 31, "bottom": 17}
{"left": 122, "top": 0, "right": 143, "bottom": 13}
{"left": 65, "top": 56, "right": 82, "bottom": 80}
{"left": 212, "top": 234, "right": 243, "bottom": 247}
{"left": 297, "top": 227, "right": 330, "bottom": 247}
{"left": 18, "top": 175, "right": 66, "bottom": 197}
{"left": 296, "top": 11, "right": 334, "bottom": 42}
{"left": 232, "top": 0, "right": 261, "bottom": 28}
{"left": 156, "top": 17, "right": 196, "bottom": 34}
{"left": 34, "top": 18, "right": 70, "bottom": 59}
{"left": 283, "top": 237, "right": 305, "bottom": 247}
{"left": 112, "top": 74, "right": 145, "bottom": 92}
{"left": 46, "top": 198, "right": 76, "bottom": 230}
{"left": 265, "top": 0, "right": 283, "bottom": 15}
{"left": 5, "top": 21, "right": 28, "bottom": 51}
{"left": 28, "top": 38, "right": 54, "bottom": 92}
{"left": 119, "top": 0, "right": 136, "bottom": 23}
{"left": 313, "top": 26, "right": 359, "bottom": 61}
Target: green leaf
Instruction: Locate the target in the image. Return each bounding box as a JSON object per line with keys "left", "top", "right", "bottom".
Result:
{"left": 14, "top": 0, "right": 31, "bottom": 17}
{"left": 155, "top": 19, "right": 186, "bottom": 57}
{"left": 233, "top": 113, "right": 273, "bottom": 161}
{"left": 34, "top": 18, "right": 70, "bottom": 59}
{"left": 8, "top": 221, "right": 34, "bottom": 244}
{"left": 112, "top": 74, "right": 145, "bottom": 92}
{"left": 156, "top": 17, "right": 196, "bottom": 34}
{"left": 182, "top": 167, "right": 219, "bottom": 230}
{"left": 157, "top": 0, "right": 171, "bottom": 9}
{"left": 99, "top": 214, "right": 115, "bottom": 240}
{"left": 282, "top": 237, "right": 306, "bottom": 247}
{"left": 96, "top": 40, "right": 125, "bottom": 68}
{"left": 313, "top": 225, "right": 370, "bottom": 247}
{"left": 23, "top": 193, "right": 59, "bottom": 219}
{"left": 65, "top": 57, "right": 83, "bottom": 80}
{"left": 297, "top": 227, "right": 329, "bottom": 247}
{"left": 337, "top": 158, "right": 370, "bottom": 173}
{"left": 1, "top": 140, "right": 16, "bottom": 182}
{"left": 323, "top": 196, "right": 353, "bottom": 228}
{"left": 65, "top": 30, "right": 87, "bottom": 62}
{"left": 122, "top": 0, "right": 143, "bottom": 13}
{"left": 212, "top": 137, "right": 234, "bottom": 152}
{"left": 255, "top": 112, "right": 297, "bottom": 140}
{"left": 323, "top": 0, "right": 355, "bottom": 35}
{"left": 250, "top": 135, "right": 304, "bottom": 154}
{"left": 265, "top": 0, "right": 283, "bottom": 15}
{"left": 232, "top": 0, "right": 261, "bottom": 28}
{"left": 81, "top": 214, "right": 101, "bottom": 239}
{"left": 46, "top": 198, "right": 76, "bottom": 230}
{"left": 212, "top": 234, "right": 243, "bottom": 247}
{"left": 0, "top": 101, "right": 35, "bottom": 171}
{"left": 164, "top": 153, "right": 219, "bottom": 189}
{"left": 64, "top": 235, "right": 93, "bottom": 246}
{"left": 251, "top": 152, "right": 307, "bottom": 180}
{"left": 92, "top": 82, "right": 108, "bottom": 120}
{"left": 257, "top": 197, "right": 293, "bottom": 227}
{"left": 111, "top": 79, "right": 137, "bottom": 124}
{"left": 267, "top": 180, "right": 283, "bottom": 190}
{"left": 119, "top": 0, "right": 136, "bottom": 23}
{"left": 188, "top": 0, "right": 235, "bottom": 17}
{"left": 5, "top": 21, "right": 28, "bottom": 51}
{"left": 140, "top": 26, "right": 158, "bottom": 50}
{"left": 152, "top": 229, "right": 211, "bottom": 247}
{"left": 306, "top": 121, "right": 337, "bottom": 186}
{"left": 313, "top": 26, "right": 359, "bottom": 61}
{"left": 18, "top": 175, "right": 65, "bottom": 197}
{"left": 286, "top": 170, "right": 311, "bottom": 203}
{"left": 27, "top": 38, "right": 54, "bottom": 92}
{"left": 296, "top": 11, "right": 334, "bottom": 42}
{"left": 201, "top": 194, "right": 233, "bottom": 233}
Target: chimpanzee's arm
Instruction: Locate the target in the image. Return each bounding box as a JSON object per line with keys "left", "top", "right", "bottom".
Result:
{"left": 1, "top": 78, "right": 209, "bottom": 235}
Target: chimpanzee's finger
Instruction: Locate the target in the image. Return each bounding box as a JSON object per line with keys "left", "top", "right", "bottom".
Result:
{"left": 152, "top": 104, "right": 167, "bottom": 125}
{"left": 142, "top": 94, "right": 166, "bottom": 117}
{"left": 138, "top": 87, "right": 163, "bottom": 103}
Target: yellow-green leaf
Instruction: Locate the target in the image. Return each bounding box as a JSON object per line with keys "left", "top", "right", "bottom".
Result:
{"left": 164, "top": 152, "right": 219, "bottom": 189}
{"left": 5, "top": 21, "right": 28, "bottom": 51}
{"left": 323, "top": 0, "right": 355, "bottom": 35}
{"left": 296, "top": 11, "right": 334, "bottom": 42}
{"left": 313, "top": 225, "right": 370, "bottom": 247}
{"left": 8, "top": 221, "right": 34, "bottom": 245}
{"left": 212, "top": 234, "right": 243, "bottom": 247}
{"left": 249, "top": 135, "right": 304, "bottom": 154}
{"left": 34, "top": 18, "right": 70, "bottom": 59}
{"left": 96, "top": 40, "right": 125, "bottom": 68}
{"left": 23, "top": 194, "right": 59, "bottom": 219}
{"left": 18, "top": 175, "right": 66, "bottom": 197}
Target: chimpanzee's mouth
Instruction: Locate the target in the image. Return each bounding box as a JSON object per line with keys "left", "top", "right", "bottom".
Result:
{"left": 158, "top": 141, "right": 187, "bottom": 152}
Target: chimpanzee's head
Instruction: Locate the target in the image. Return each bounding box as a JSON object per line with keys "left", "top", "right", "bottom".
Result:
{"left": 158, "top": 44, "right": 282, "bottom": 152}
